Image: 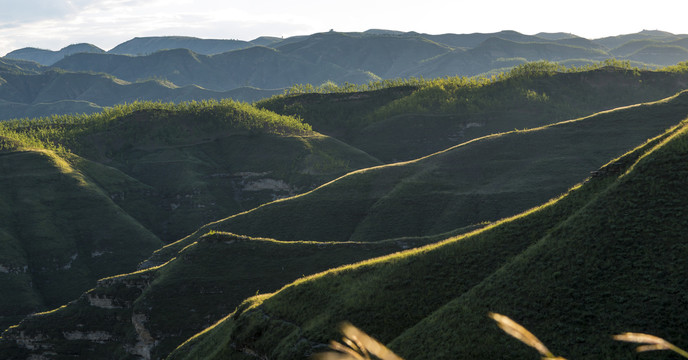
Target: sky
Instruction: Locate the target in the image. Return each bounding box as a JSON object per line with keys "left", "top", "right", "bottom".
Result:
{"left": 1, "top": 0, "right": 686, "bottom": 56}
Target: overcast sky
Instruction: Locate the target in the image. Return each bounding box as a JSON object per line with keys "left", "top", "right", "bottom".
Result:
{"left": 1, "top": 0, "right": 686, "bottom": 56}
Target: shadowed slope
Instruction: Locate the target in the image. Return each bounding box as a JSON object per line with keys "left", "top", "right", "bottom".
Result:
{"left": 0, "top": 70, "right": 282, "bottom": 120}
{"left": 0, "top": 144, "right": 162, "bottom": 331}
{"left": 0, "top": 232, "right": 428, "bottom": 359}
{"left": 0, "top": 99, "right": 380, "bottom": 331}
{"left": 166, "top": 97, "right": 688, "bottom": 360}
{"left": 259, "top": 66, "right": 688, "bottom": 162}
{"left": 3, "top": 101, "right": 381, "bottom": 242}
{"left": 151, "top": 90, "right": 688, "bottom": 264}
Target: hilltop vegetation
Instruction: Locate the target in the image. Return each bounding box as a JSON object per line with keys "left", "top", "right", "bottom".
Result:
{"left": 2, "top": 54, "right": 688, "bottom": 359}
{"left": 0, "top": 144, "right": 163, "bottom": 330}
{"left": 0, "top": 99, "right": 379, "bottom": 332}
{"left": 151, "top": 87, "right": 688, "bottom": 259}
{"left": 165, "top": 100, "right": 688, "bottom": 360}
{"left": 1, "top": 99, "right": 379, "bottom": 241}
{"left": 259, "top": 61, "right": 688, "bottom": 161}
{"left": 0, "top": 69, "right": 282, "bottom": 120}
{"left": 4, "top": 84, "right": 688, "bottom": 359}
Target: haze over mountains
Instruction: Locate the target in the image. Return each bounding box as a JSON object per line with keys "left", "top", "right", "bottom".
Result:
{"left": 1, "top": 29, "right": 688, "bottom": 360}
{"left": 2, "top": 29, "right": 688, "bottom": 121}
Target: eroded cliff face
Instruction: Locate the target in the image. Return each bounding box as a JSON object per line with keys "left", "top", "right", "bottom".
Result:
{"left": 0, "top": 272, "right": 159, "bottom": 360}
{"left": 0, "top": 231, "right": 423, "bottom": 360}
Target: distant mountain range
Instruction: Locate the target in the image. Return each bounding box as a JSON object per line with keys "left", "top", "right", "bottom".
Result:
{"left": 2, "top": 30, "right": 688, "bottom": 121}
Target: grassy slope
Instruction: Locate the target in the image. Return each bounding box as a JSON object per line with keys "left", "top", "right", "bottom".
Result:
{"left": 4, "top": 101, "right": 380, "bottom": 242}
{"left": 0, "top": 70, "right": 282, "bottom": 121}
{"left": 0, "top": 139, "right": 162, "bottom": 331}
{"left": 0, "top": 100, "right": 379, "bottom": 332}
{"left": 0, "top": 58, "right": 44, "bottom": 75}
{"left": 259, "top": 67, "right": 688, "bottom": 162}
{"left": 151, "top": 90, "right": 688, "bottom": 262}
{"left": 166, "top": 97, "right": 688, "bottom": 360}
{"left": 0, "top": 232, "right": 432, "bottom": 359}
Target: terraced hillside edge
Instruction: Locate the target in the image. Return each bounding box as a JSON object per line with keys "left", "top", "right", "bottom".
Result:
{"left": 0, "top": 99, "right": 380, "bottom": 331}
{"left": 3, "top": 100, "right": 381, "bottom": 242}
{"left": 5, "top": 90, "right": 684, "bottom": 359}
{"left": 0, "top": 233, "right": 432, "bottom": 359}
{"left": 153, "top": 90, "right": 688, "bottom": 259}
{"left": 0, "top": 132, "right": 163, "bottom": 331}
{"left": 166, "top": 97, "right": 688, "bottom": 360}
{"left": 259, "top": 63, "right": 688, "bottom": 162}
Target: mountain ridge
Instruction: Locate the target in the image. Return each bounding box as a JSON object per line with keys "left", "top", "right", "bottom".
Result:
{"left": 164, "top": 98, "right": 688, "bottom": 360}
{"left": 4, "top": 29, "right": 688, "bottom": 121}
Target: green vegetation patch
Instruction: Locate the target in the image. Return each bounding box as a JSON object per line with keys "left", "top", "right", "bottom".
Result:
{"left": 166, "top": 108, "right": 688, "bottom": 360}
{"left": 155, "top": 89, "right": 688, "bottom": 252}
{"left": 0, "top": 232, "right": 434, "bottom": 359}
{"left": 259, "top": 61, "right": 688, "bottom": 162}
{"left": 0, "top": 149, "right": 162, "bottom": 332}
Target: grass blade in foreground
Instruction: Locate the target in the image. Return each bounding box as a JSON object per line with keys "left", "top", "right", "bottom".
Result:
{"left": 489, "top": 312, "right": 566, "bottom": 360}
{"left": 614, "top": 332, "right": 688, "bottom": 358}
{"left": 313, "top": 322, "right": 404, "bottom": 360}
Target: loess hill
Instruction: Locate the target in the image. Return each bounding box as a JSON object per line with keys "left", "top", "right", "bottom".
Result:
{"left": 166, "top": 93, "right": 688, "bottom": 360}
{"left": 0, "top": 133, "right": 163, "bottom": 330}
{"left": 257, "top": 63, "right": 688, "bottom": 162}
{"left": 4, "top": 77, "right": 688, "bottom": 359}
{"left": 0, "top": 99, "right": 379, "bottom": 332}
{"left": 152, "top": 85, "right": 688, "bottom": 259}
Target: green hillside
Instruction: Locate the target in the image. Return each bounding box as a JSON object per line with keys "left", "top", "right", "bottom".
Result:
{"left": 165, "top": 95, "right": 688, "bottom": 360}
{"left": 610, "top": 39, "right": 663, "bottom": 57}
{"left": 0, "top": 232, "right": 432, "bottom": 359}
{"left": 0, "top": 58, "right": 44, "bottom": 75}
{"left": 0, "top": 136, "right": 163, "bottom": 330}
{"left": 0, "top": 70, "right": 282, "bottom": 120}
{"left": 2, "top": 55, "right": 688, "bottom": 360}
{"left": 3, "top": 100, "right": 380, "bottom": 242}
{"left": 5, "top": 81, "right": 688, "bottom": 360}
{"left": 259, "top": 64, "right": 688, "bottom": 162}
{"left": 627, "top": 44, "right": 688, "bottom": 66}
{"left": 0, "top": 99, "right": 379, "bottom": 332}
{"left": 149, "top": 89, "right": 688, "bottom": 267}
